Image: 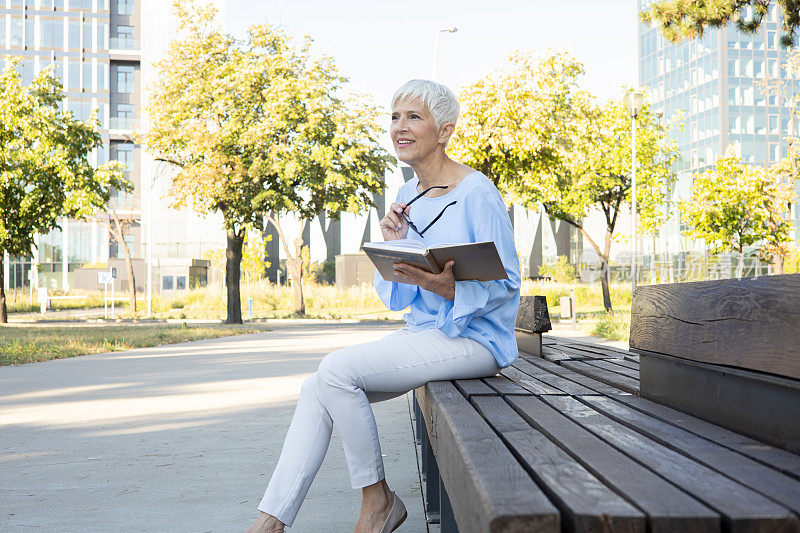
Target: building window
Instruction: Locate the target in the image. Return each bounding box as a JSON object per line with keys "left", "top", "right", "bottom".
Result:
{"left": 115, "top": 143, "right": 134, "bottom": 171}
{"left": 118, "top": 0, "right": 133, "bottom": 15}
{"left": 82, "top": 61, "right": 92, "bottom": 90}
{"left": 162, "top": 275, "right": 173, "bottom": 291}
{"left": 96, "top": 22, "right": 107, "bottom": 49}
{"left": 83, "top": 20, "right": 92, "bottom": 49}
{"left": 68, "top": 19, "right": 80, "bottom": 48}
{"left": 116, "top": 65, "right": 134, "bottom": 93}
{"left": 68, "top": 59, "right": 80, "bottom": 90}
{"left": 115, "top": 25, "right": 133, "bottom": 49}
{"left": 97, "top": 62, "right": 106, "bottom": 90}
{"left": 176, "top": 276, "right": 187, "bottom": 290}
{"left": 10, "top": 17, "right": 23, "bottom": 47}
{"left": 113, "top": 103, "right": 134, "bottom": 129}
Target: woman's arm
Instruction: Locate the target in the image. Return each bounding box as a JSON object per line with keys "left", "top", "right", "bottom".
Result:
{"left": 435, "top": 192, "right": 520, "bottom": 335}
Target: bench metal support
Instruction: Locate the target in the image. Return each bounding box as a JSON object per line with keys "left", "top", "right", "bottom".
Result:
{"left": 440, "top": 477, "right": 458, "bottom": 533}
{"left": 424, "top": 426, "right": 441, "bottom": 523}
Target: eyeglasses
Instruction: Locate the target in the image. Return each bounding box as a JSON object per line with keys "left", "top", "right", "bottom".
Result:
{"left": 401, "top": 185, "right": 458, "bottom": 237}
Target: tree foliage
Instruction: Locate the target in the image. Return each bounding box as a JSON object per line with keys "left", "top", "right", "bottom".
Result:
{"left": 450, "top": 52, "right": 587, "bottom": 189}
{"left": 452, "top": 52, "right": 678, "bottom": 310}
{"left": 142, "top": 1, "right": 394, "bottom": 321}
{"left": 680, "top": 145, "right": 795, "bottom": 277}
{"left": 0, "top": 59, "right": 130, "bottom": 322}
{"left": 641, "top": 0, "right": 800, "bottom": 47}
{"left": 759, "top": 48, "right": 800, "bottom": 272}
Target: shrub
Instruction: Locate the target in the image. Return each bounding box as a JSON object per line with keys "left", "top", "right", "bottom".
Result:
{"left": 538, "top": 255, "right": 576, "bottom": 284}
{"left": 591, "top": 311, "right": 631, "bottom": 341}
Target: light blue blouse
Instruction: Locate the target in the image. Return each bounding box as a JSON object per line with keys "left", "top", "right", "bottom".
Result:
{"left": 373, "top": 171, "right": 521, "bottom": 369}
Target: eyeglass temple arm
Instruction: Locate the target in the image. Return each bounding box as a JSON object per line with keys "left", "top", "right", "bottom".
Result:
{"left": 420, "top": 201, "right": 457, "bottom": 236}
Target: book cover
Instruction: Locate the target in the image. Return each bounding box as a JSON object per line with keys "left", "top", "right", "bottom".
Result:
{"left": 361, "top": 239, "right": 508, "bottom": 284}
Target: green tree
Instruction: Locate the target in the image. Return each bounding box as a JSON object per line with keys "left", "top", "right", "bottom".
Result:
{"left": 453, "top": 52, "right": 678, "bottom": 311}
{"left": 680, "top": 145, "right": 795, "bottom": 277}
{"left": 759, "top": 49, "right": 800, "bottom": 273}
{"left": 241, "top": 231, "right": 271, "bottom": 287}
{"left": 535, "top": 98, "right": 678, "bottom": 310}
{"left": 0, "top": 60, "right": 130, "bottom": 323}
{"left": 142, "top": 2, "right": 393, "bottom": 322}
{"left": 641, "top": 0, "right": 800, "bottom": 46}
{"left": 450, "top": 52, "right": 587, "bottom": 189}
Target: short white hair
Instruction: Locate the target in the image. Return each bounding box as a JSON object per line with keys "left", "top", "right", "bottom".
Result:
{"left": 392, "top": 79, "right": 459, "bottom": 129}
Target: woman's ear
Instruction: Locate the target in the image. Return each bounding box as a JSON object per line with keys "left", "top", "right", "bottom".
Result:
{"left": 438, "top": 122, "right": 455, "bottom": 145}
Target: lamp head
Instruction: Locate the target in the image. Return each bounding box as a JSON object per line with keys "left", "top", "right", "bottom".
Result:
{"left": 624, "top": 89, "right": 645, "bottom": 118}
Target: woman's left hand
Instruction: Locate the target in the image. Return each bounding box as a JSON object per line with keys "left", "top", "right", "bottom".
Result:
{"left": 393, "top": 260, "right": 456, "bottom": 301}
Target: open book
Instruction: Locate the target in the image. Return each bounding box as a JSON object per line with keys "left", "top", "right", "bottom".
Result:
{"left": 361, "top": 239, "right": 508, "bottom": 284}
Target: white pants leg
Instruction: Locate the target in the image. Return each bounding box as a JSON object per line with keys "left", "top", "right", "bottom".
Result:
{"left": 257, "top": 327, "right": 500, "bottom": 527}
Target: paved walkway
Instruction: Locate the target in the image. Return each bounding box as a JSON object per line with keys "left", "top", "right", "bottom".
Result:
{"left": 0, "top": 324, "right": 428, "bottom": 532}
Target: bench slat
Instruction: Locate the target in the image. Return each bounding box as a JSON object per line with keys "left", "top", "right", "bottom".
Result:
{"left": 600, "top": 358, "right": 640, "bottom": 371}
{"left": 506, "top": 395, "right": 720, "bottom": 532}
{"left": 500, "top": 367, "right": 563, "bottom": 395}
{"left": 454, "top": 379, "right": 497, "bottom": 397}
{"left": 560, "top": 361, "right": 640, "bottom": 395}
{"left": 483, "top": 375, "right": 531, "bottom": 396}
{"left": 542, "top": 345, "right": 595, "bottom": 361}
{"left": 582, "top": 359, "right": 641, "bottom": 380}
{"left": 541, "top": 395, "right": 799, "bottom": 531}
{"left": 473, "top": 396, "right": 646, "bottom": 533}
{"left": 522, "top": 355, "right": 631, "bottom": 395}
{"left": 581, "top": 395, "right": 800, "bottom": 515}
{"left": 512, "top": 359, "right": 598, "bottom": 396}
{"left": 416, "top": 381, "right": 559, "bottom": 533}
{"left": 607, "top": 393, "right": 800, "bottom": 482}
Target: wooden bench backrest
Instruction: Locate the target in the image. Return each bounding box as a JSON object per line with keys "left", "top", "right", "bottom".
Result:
{"left": 629, "top": 273, "right": 800, "bottom": 380}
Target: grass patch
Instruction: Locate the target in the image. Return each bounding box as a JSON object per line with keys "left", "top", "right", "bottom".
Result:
{"left": 587, "top": 310, "right": 631, "bottom": 342}
{"left": 0, "top": 324, "right": 265, "bottom": 366}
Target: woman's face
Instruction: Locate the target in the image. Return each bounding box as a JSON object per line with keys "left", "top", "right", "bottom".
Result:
{"left": 390, "top": 97, "right": 444, "bottom": 164}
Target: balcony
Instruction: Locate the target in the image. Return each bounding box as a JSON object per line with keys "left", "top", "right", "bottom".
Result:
{"left": 109, "top": 38, "right": 140, "bottom": 51}
{"left": 108, "top": 38, "right": 141, "bottom": 62}
{"left": 109, "top": 117, "right": 137, "bottom": 131}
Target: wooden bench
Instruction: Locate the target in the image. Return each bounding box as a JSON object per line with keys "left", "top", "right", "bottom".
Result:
{"left": 413, "top": 291, "right": 800, "bottom": 532}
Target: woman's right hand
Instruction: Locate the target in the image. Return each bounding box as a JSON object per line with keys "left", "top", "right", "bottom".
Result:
{"left": 380, "top": 202, "right": 410, "bottom": 241}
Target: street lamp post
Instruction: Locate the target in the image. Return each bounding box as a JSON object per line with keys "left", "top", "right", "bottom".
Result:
{"left": 624, "top": 89, "right": 645, "bottom": 290}
{"left": 432, "top": 27, "right": 457, "bottom": 81}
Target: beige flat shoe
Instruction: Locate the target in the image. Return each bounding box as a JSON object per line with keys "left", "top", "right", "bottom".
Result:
{"left": 380, "top": 491, "right": 407, "bottom": 533}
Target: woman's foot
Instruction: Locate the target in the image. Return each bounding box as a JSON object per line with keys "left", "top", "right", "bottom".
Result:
{"left": 247, "top": 511, "right": 285, "bottom": 533}
{"left": 354, "top": 479, "right": 395, "bottom": 532}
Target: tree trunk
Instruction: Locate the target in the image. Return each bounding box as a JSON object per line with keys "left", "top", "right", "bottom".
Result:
{"left": 225, "top": 228, "right": 245, "bottom": 324}
{"left": 112, "top": 215, "right": 137, "bottom": 315}
{"left": 266, "top": 215, "right": 307, "bottom": 316}
{"left": 601, "top": 229, "right": 613, "bottom": 312}
{"left": 773, "top": 254, "right": 785, "bottom": 275}
{"left": 290, "top": 237, "right": 305, "bottom": 315}
{"left": 575, "top": 225, "right": 613, "bottom": 312}
{"left": 599, "top": 259, "right": 612, "bottom": 312}
{"left": 0, "top": 253, "right": 7, "bottom": 324}
{"left": 736, "top": 249, "right": 745, "bottom": 279}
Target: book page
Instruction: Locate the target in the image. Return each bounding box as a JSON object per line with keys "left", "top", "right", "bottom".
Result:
{"left": 362, "top": 239, "right": 427, "bottom": 252}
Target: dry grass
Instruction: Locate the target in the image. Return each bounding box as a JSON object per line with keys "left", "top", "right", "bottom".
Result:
{"left": 0, "top": 324, "right": 265, "bottom": 366}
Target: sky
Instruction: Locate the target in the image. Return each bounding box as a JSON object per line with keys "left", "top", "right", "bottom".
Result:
{"left": 225, "top": 0, "right": 639, "bottom": 116}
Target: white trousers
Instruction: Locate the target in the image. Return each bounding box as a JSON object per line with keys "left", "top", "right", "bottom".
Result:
{"left": 257, "top": 327, "right": 500, "bottom": 527}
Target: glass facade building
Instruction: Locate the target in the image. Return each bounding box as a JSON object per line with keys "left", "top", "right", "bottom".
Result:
{"left": 639, "top": 2, "right": 800, "bottom": 253}
{"left": 1, "top": 0, "right": 141, "bottom": 290}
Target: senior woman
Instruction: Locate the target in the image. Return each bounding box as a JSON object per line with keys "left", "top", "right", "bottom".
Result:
{"left": 248, "top": 79, "right": 520, "bottom": 533}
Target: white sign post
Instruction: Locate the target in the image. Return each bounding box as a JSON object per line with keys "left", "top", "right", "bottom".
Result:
{"left": 97, "top": 271, "right": 113, "bottom": 319}
{"left": 110, "top": 269, "right": 115, "bottom": 319}
{"left": 38, "top": 287, "right": 48, "bottom": 314}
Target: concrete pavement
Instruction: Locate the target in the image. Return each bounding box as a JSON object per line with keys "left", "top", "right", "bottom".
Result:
{"left": 0, "top": 324, "right": 428, "bottom": 532}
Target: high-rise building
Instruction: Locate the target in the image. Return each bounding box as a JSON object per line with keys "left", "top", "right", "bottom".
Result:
{"left": 639, "top": 2, "right": 800, "bottom": 255}
{"left": 2, "top": 0, "right": 227, "bottom": 294}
